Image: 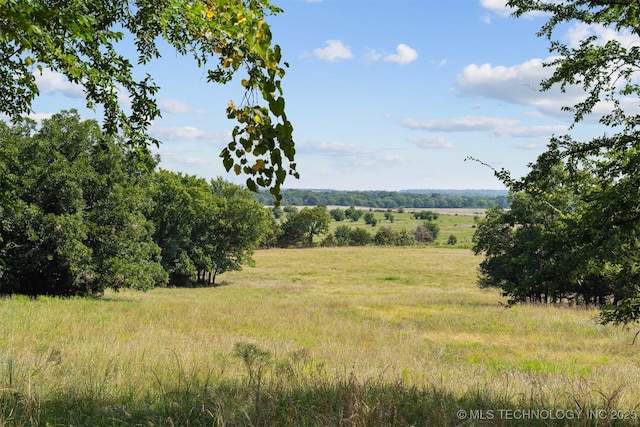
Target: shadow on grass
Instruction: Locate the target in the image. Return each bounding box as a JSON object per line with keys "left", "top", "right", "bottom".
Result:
{"left": 3, "top": 376, "right": 637, "bottom": 427}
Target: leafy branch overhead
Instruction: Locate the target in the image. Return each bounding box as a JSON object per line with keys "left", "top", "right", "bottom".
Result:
{"left": 0, "top": 0, "right": 297, "bottom": 200}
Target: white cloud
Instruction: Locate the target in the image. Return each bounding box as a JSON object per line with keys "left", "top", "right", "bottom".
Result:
{"left": 457, "top": 54, "right": 640, "bottom": 120}
{"left": 27, "top": 112, "right": 55, "bottom": 122}
{"left": 159, "top": 98, "right": 204, "bottom": 115}
{"left": 299, "top": 140, "right": 405, "bottom": 169}
{"left": 34, "top": 69, "right": 84, "bottom": 98}
{"left": 479, "top": 0, "right": 513, "bottom": 18}
{"left": 150, "top": 126, "right": 231, "bottom": 145}
{"left": 409, "top": 136, "right": 453, "bottom": 149}
{"left": 566, "top": 23, "right": 640, "bottom": 50}
{"left": 402, "top": 114, "right": 567, "bottom": 139}
{"left": 151, "top": 126, "right": 206, "bottom": 141}
{"left": 457, "top": 59, "right": 550, "bottom": 103}
{"left": 364, "top": 48, "right": 382, "bottom": 63}
{"left": 313, "top": 40, "right": 352, "bottom": 61}
{"left": 511, "top": 142, "right": 548, "bottom": 150}
{"left": 493, "top": 124, "right": 568, "bottom": 138}
{"left": 384, "top": 44, "right": 418, "bottom": 65}
{"left": 457, "top": 58, "right": 590, "bottom": 117}
{"left": 401, "top": 115, "right": 519, "bottom": 132}
{"left": 479, "top": 0, "right": 546, "bottom": 20}
{"left": 433, "top": 59, "right": 448, "bottom": 68}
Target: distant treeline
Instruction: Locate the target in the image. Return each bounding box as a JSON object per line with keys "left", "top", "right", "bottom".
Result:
{"left": 254, "top": 189, "right": 509, "bottom": 209}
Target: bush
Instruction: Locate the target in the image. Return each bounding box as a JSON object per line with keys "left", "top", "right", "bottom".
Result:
{"left": 364, "top": 212, "right": 377, "bottom": 226}
{"left": 333, "top": 225, "right": 352, "bottom": 246}
{"left": 349, "top": 228, "right": 372, "bottom": 246}
{"left": 413, "top": 210, "right": 439, "bottom": 221}
{"left": 374, "top": 226, "right": 397, "bottom": 246}
{"left": 396, "top": 229, "right": 416, "bottom": 246}
{"left": 447, "top": 234, "right": 457, "bottom": 245}
{"left": 330, "top": 208, "right": 345, "bottom": 221}
{"left": 415, "top": 221, "right": 439, "bottom": 243}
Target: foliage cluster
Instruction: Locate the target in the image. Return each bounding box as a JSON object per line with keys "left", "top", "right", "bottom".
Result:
{"left": 0, "top": 111, "right": 167, "bottom": 296}
{"left": 474, "top": 0, "right": 640, "bottom": 325}
{"left": 149, "top": 171, "right": 270, "bottom": 286}
{"left": 473, "top": 173, "right": 634, "bottom": 307}
{"left": 0, "top": 0, "right": 297, "bottom": 200}
{"left": 0, "top": 112, "right": 272, "bottom": 296}
{"left": 253, "top": 188, "right": 509, "bottom": 209}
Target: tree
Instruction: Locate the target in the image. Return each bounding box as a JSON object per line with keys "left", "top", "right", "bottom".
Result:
{"left": 0, "top": 0, "right": 297, "bottom": 201}
{"left": 344, "top": 206, "right": 363, "bottom": 222}
{"left": 300, "top": 207, "right": 331, "bottom": 247}
{"left": 148, "top": 171, "right": 270, "bottom": 286}
{"left": 207, "top": 177, "right": 271, "bottom": 283}
{"left": 148, "top": 170, "right": 211, "bottom": 286}
{"left": 276, "top": 206, "right": 330, "bottom": 247}
{"left": 0, "top": 111, "right": 167, "bottom": 296}
{"left": 472, "top": 177, "right": 582, "bottom": 305}
{"left": 476, "top": 1, "right": 640, "bottom": 324}
{"left": 363, "top": 212, "right": 377, "bottom": 227}
{"left": 329, "top": 208, "right": 346, "bottom": 222}
{"left": 396, "top": 228, "right": 416, "bottom": 246}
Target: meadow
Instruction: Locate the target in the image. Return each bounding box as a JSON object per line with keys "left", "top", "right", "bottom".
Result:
{"left": 324, "top": 208, "right": 483, "bottom": 247}
{"left": 2, "top": 246, "right": 640, "bottom": 426}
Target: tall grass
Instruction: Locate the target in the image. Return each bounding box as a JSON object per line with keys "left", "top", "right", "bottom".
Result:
{"left": 1, "top": 247, "right": 639, "bottom": 425}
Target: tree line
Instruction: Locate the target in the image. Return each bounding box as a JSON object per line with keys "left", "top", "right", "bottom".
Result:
{"left": 253, "top": 189, "right": 508, "bottom": 210}
{"left": 0, "top": 111, "right": 271, "bottom": 297}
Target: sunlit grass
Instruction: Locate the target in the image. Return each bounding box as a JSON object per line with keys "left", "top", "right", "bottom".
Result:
{"left": 1, "top": 247, "right": 640, "bottom": 425}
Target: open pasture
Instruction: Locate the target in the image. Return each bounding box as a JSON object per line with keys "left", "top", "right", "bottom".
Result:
{"left": 1, "top": 247, "right": 639, "bottom": 426}
{"left": 326, "top": 210, "right": 482, "bottom": 246}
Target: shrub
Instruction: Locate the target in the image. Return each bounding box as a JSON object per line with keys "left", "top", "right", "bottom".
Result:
{"left": 364, "top": 212, "right": 377, "bottom": 226}
{"left": 415, "top": 221, "right": 439, "bottom": 243}
{"left": 349, "top": 228, "right": 372, "bottom": 246}
{"left": 413, "top": 210, "right": 439, "bottom": 221}
{"left": 396, "top": 229, "right": 416, "bottom": 246}
{"left": 374, "top": 226, "right": 397, "bottom": 246}
{"left": 333, "top": 225, "right": 353, "bottom": 246}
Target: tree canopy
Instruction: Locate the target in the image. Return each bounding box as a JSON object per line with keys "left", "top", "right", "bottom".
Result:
{"left": 0, "top": 0, "right": 297, "bottom": 201}
{"left": 474, "top": 1, "right": 640, "bottom": 324}
{"left": 148, "top": 171, "right": 271, "bottom": 286}
{"left": 0, "top": 110, "right": 167, "bottom": 296}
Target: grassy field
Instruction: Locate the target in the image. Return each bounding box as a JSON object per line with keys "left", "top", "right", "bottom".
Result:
{"left": 326, "top": 209, "right": 482, "bottom": 247}
{"left": 2, "top": 247, "right": 640, "bottom": 426}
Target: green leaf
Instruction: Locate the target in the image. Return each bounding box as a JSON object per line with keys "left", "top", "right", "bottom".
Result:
{"left": 246, "top": 178, "right": 257, "bottom": 192}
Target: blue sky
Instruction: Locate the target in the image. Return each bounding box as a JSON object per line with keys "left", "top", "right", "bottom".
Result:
{"left": 23, "top": 0, "right": 640, "bottom": 191}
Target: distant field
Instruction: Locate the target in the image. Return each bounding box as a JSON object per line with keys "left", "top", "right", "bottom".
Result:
{"left": 2, "top": 247, "right": 639, "bottom": 426}
{"left": 324, "top": 209, "right": 482, "bottom": 246}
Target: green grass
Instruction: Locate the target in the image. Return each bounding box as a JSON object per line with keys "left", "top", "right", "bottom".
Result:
{"left": 2, "top": 247, "right": 640, "bottom": 426}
